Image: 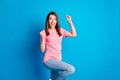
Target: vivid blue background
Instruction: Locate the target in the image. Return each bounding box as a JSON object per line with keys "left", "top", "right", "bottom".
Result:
{"left": 0, "top": 0, "right": 120, "bottom": 80}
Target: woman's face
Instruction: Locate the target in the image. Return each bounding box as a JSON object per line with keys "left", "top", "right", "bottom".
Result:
{"left": 48, "top": 14, "right": 57, "bottom": 29}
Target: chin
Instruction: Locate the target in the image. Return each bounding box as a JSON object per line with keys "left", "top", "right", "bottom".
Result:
{"left": 50, "top": 26, "right": 55, "bottom": 29}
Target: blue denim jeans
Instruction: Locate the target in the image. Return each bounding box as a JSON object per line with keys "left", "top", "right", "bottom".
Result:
{"left": 44, "top": 58, "right": 75, "bottom": 80}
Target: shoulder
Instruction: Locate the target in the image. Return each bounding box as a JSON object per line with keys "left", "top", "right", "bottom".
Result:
{"left": 60, "top": 27, "right": 68, "bottom": 33}
{"left": 60, "top": 27, "right": 66, "bottom": 32}
{"left": 40, "top": 29, "right": 46, "bottom": 36}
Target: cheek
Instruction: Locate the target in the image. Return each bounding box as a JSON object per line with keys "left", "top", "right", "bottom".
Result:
{"left": 54, "top": 20, "right": 57, "bottom": 23}
{"left": 49, "top": 20, "right": 52, "bottom": 24}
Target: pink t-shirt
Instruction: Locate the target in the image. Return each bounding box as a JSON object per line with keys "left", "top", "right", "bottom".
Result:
{"left": 40, "top": 28, "right": 68, "bottom": 62}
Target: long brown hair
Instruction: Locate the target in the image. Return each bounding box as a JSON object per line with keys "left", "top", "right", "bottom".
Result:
{"left": 45, "top": 11, "right": 62, "bottom": 36}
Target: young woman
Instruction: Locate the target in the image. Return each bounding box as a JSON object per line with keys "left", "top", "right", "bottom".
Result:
{"left": 40, "top": 11, "right": 77, "bottom": 80}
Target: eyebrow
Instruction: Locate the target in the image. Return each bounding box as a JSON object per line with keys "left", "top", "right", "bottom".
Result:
{"left": 49, "top": 16, "right": 56, "bottom": 19}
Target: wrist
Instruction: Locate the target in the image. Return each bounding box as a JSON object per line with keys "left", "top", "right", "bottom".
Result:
{"left": 68, "top": 21, "right": 73, "bottom": 26}
{"left": 68, "top": 20, "right": 72, "bottom": 24}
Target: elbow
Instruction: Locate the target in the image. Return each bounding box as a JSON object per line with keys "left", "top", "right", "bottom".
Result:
{"left": 71, "top": 32, "right": 77, "bottom": 37}
{"left": 40, "top": 46, "right": 45, "bottom": 53}
{"left": 74, "top": 33, "right": 77, "bottom": 37}
{"left": 41, "top": 49, "right": 45, "bottom": 53}
{"left": 40, "top": 48, "right": 45, "bottom": 53}
{"left": 72, "top": 33, "right": 77, "bottom": 37}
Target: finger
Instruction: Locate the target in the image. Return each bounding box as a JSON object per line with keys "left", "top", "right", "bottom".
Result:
{"left": 67, "top": 16, "right": 71, "bottom": 20}
{"left": 66, "top": 15, "right": 70, "bottom": 18}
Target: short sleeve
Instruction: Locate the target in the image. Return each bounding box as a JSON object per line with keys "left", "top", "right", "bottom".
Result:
{"left": 40, "top": 30, "right": 46, "bottom": 42}
{"left": 61, "top": 28, "right": 69, "bottom": 38}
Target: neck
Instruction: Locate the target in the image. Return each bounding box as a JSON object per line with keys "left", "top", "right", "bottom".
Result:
{"left": 49, "top": 28, "right": 56, "bottom": 30}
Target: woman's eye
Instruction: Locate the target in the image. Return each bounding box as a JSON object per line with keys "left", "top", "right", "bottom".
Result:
{"left": 49, "top": 18, "right": 52, "bottom": 20}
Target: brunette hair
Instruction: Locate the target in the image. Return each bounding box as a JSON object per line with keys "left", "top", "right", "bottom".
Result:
{"left": 45, "top": 11, "right": 62, "bottom": 36}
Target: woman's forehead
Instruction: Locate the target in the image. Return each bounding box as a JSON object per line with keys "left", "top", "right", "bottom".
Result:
{"left": 49, "top": 15, "right": 56, "bottom": 18}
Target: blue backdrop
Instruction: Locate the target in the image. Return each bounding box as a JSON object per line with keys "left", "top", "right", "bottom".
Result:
{"left": 0, "top": 0, "right": 120, "bottom": 80}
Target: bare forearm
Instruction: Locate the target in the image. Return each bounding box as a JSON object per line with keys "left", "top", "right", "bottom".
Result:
{"left": 40, "top": 35, "right": 45, "bottom": 52}
{"left": 40, "top": 42, "right": 45, "bottom": 52}
{"left": 69, "top": 21, "right": 77, "bottom": 36}
{"left": 66, "top": 15, "right": 77, "bottom": 37}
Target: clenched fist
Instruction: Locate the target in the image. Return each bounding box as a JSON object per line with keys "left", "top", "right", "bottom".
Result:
{"left": 66, "top": 15, "right": 72, "bottom": 23}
